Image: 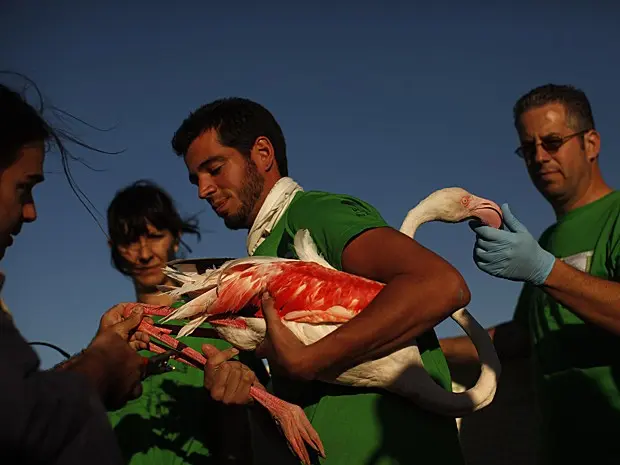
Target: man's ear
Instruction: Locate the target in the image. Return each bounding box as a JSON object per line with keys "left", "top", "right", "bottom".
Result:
{"left": 252, "top": 136, "right": 276, "bottom": 173}
{"left": 584, "top": 129, "right": 601, "bottom": 163}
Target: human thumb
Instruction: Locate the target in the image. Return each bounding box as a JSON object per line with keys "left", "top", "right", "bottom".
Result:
{"left": 261, "top": 291, "right": 278, "bottom": 326}
{"left": 201, "top": 344, "right": 219, "bottom": 358}
{"left": 114, "top": 307, "right": 144, "bottom": 337}
{"left": 501, "top": 203, "right": 526, "bottom": 234}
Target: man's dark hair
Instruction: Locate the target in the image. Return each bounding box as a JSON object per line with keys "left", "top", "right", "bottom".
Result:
{"left": 171, "top": 97, "right": 288, "bottom": 177}
{"left": 107, "top": 179, "right": 201, "bottom": 276}
{"left": 513, "top": 84, "right": 596, "bottom": 134}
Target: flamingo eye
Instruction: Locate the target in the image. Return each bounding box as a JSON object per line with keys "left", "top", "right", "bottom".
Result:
{"left": 461, "top": 196, "right": 471, "bottom": 206}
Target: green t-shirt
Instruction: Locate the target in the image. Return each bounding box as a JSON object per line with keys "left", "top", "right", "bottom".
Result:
{"left": 108, "top": 308, "right": 267, "bottom": 465}
{"left": 513, "top": 191, "right": 620, "bottom": 463}
{"left": 252, "top": 190, "right": 464, "bottom": 465}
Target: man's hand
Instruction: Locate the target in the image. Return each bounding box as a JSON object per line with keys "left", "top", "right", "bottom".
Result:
{"left": 97, "top": 303, "right": 152, "bottom": 351}
{"left": 255, "top": 292, "right": 314, "bottom": 380}
{"left": 202, "top": 344, "right": 264, "bottom": 405}
{"left": 471, "top": 203, "right": 556, "bottom": 286}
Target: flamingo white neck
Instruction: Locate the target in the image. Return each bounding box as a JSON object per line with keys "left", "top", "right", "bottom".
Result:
{"left": 399, "top": 208, "right": 438, "bottom": 238}
{"left": 247, "top": 177, "right": 304, "bottom": 256}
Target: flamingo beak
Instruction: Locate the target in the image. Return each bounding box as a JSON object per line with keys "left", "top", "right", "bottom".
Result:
{"left": 469, "top": 196, "right": 503, "bottom": 229}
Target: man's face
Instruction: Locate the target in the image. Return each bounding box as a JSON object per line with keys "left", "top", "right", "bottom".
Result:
{"left": 185, "top": 129, "right": 265, "bottom": 230}
{"left": 0, "top": 143, "right": 44, "bottom": 260}
{"left": 516, "top": 103, "right": 597, "bottom": 205}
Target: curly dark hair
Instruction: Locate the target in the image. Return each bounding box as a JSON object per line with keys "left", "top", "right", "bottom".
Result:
{"left": 513, "top": 84, "right": 596, "bottom": 134}
{"left": 107, "top": 180, "right": 201, "bottom": 276}
{"left": 171, "top": 97, "right": 288, "bottom": 176}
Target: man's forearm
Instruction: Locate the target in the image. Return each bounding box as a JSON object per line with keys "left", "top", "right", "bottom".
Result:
{"left": 300, "top": 273, "right": 469, "bottom": 378}
{"left": 440, "top": 333, "right": 487, "bottom": 365}
{"left": 543, "top": 259, "right": 620, "bottom": 335}
{"left": 440, "top": 320, "right": 530, "bottom": 365}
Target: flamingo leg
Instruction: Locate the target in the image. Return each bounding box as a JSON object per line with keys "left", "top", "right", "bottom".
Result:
{"left": 122, "top": 303, "right": 325, "bottom": 464}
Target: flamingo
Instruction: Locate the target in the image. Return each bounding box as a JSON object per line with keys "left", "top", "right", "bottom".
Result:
{"left": 135, "top": 187, "right": 503, "bottom": 464}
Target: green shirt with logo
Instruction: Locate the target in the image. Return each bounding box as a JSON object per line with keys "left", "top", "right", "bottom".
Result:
{"left": 513, "top": 191, "right": 620, "bottom": 463}
{"left": 252, "top": 190, "right": 464, "bottom": 465}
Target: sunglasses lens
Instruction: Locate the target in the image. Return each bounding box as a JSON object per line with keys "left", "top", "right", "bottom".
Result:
{"left": 541, "top": 138, "right": 563, "bottom": 153}
{"left": 518, "top": 144, "right": 534, "bottom": 158}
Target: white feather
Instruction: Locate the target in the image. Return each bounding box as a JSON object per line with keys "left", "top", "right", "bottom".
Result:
{"left": 177, "top": 314, "right": 209, "bottom": 337}
{"left": 293, "top": 229, "right": 335, "bottom": 269}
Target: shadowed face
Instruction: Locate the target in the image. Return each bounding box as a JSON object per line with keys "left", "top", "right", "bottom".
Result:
{"left": 115, "top": 223, "right": 179, "bottom": 288}
{"left": 185, "top": 129, "right": 265, "bottom": 230}
{"left": 0, "top": 143, "right": 44, "bottom": 260}
{"left": 516, "top": 102, "right": 600, "bottom": 205}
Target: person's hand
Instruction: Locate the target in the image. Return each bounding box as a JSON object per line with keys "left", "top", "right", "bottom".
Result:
{"left": 470, "top": 203, "right": 556, "bottom": 286}
{"left": 202, "top": 344, "right": 264, "bottom": 405}
{"left": 85, "top": 308, "right": 148, "bottom": 410}
{"left": 255, "top": 292, "right": 314, "bottom": 380}
{"left": 97, "top": 303, "right": 152, "bottom": 351}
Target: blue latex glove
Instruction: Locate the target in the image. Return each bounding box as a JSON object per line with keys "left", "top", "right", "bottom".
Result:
{"left": 470, "top": 203, "right": 556, "bottom": 286}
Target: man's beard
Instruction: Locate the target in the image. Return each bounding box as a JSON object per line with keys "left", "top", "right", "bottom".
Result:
{"left": 223, "top": 159, "right": 264, "bottom": 230}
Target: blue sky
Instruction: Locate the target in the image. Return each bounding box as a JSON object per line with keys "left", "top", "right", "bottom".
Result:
{"left": 2, "top": 2, "right": 620, "bottom": 368}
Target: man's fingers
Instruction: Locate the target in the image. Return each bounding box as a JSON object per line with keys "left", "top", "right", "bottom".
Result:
{"left": 471, "top": 224, "right": 507, "bottom": 241}
{"left": 261, "top": 291, "right": 279, "bottom": 326}
{"left": 209, "top": 364, "right": 231, "bottom": 401}
{"left": 500, "top": 203, "right": 527, "bottom": 234}
{"left": 113, "top": 307, "right": 144, "bottom": 338}
{"left": 202, "top": 344, "right": 239, "bottom": 369}
{"left": 261, "top": 291, "right": 286, "bottom": 343}
{"left": 474, "top": 238, "right": 497, "bottom": 252}
{"left": 221, "top": 365, "right": 243, "bottom": 404}
{"left": 129, "top": 332, "right": 150, "bottom": 343}
{"left": 238, "top": 367, "right": 256, "bottom": 404}
{"left": 201, "top": 343, "right": 220, "bottom": 358}
{"left": 129, "top": 340, "right": 148, "bottom": 351}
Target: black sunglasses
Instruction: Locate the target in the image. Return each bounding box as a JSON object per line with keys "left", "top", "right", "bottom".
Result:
{"left": 515, "top": 130, "right": 589, "bottom": 159}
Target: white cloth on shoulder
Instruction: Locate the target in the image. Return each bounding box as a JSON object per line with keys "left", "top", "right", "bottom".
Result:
{"left": 246, "top": 177, "right": 303, "bottom": 256}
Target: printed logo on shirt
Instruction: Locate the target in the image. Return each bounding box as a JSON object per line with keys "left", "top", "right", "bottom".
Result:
{"left": 351, "top": 207, "right": 369, "bottom": 217}
{"left": 560, "top": 250, "right": 594, "bottom": 273}
{"left": 343, "top": 199, "right": 370, "bottom": 217}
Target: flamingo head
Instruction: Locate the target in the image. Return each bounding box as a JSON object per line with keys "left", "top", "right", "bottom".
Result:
{"left": 421, "top": 187, "right": 503, "bottom": 228}
{"left": 400, "top": 187, "right": 503, "bottom": 237}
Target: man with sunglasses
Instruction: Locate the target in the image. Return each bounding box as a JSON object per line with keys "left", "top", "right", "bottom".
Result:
{"left": 441, "top": 84, "right": 620, "bottom": 464}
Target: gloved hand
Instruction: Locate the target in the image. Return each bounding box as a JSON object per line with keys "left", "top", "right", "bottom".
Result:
{"left": 470, "top": 203, "right": 556, "bottom": 286}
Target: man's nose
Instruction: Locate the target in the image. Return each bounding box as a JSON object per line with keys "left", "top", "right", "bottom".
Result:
{"left": 198, "top": 177, "right": 217, "bottom": 200}
{"left": 533, "top": 140, "right": 552, "bottom": 164}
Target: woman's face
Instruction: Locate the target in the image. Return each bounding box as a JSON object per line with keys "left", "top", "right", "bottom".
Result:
{"left": 116, "top": 222, "right": 178, "bottom": 288}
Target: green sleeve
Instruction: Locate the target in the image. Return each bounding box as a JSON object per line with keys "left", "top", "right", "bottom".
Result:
{"left": 284, "top": 192, "right": 389, "bottom": 270}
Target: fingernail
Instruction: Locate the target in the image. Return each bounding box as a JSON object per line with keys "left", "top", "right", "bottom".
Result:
{"left": 232, "top": 348, "right": 239, "bottom": 355}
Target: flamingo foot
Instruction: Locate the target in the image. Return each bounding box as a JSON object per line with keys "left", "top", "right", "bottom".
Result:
{"left": 122, "top": 303, "right": 325, "bottom": 463}
{"left": 249, "top": 386, "right": 325, "bottom": 464}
